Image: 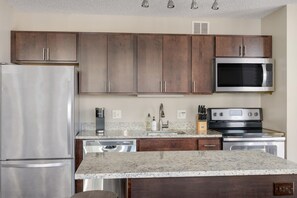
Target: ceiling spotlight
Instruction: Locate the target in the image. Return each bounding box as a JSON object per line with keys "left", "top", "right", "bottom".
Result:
{"left": 211, "top": 0, "right": 219, "bottom": 10}
{"left": 141, "top": 0, "right": 149, "bottom": 8}
{"left": 191, "top": 0, "right": 198, "bottom": 9}
{"left": 167, "top": 0, "right": 175, "bottom": 9}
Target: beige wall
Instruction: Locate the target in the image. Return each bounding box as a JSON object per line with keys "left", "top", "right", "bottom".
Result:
{"left": 261, "top": 7, "right": 287, "bottom": 132}
{"left": 80, "top": 94, "right": 260, "bottom": 123}
{"left": 0, "top": 0, "right": 14, "bottom": 62}
{"left": 11, "top": 12, "right": 261, "bottom": 35}
{"left": 261, "top": 5, "right": 297, "bottom": 162}
{"left": 8, "top": 9, "right": 263, "bottom": 124}
{"left": 286, "top": 4, "right": 297, "bottom": 162}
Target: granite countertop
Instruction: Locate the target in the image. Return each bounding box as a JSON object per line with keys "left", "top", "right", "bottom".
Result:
{"left": 76, "top": 130, "right": 222, "bottom": 139}
{"left": 75, "top": 150, "right": 297, "bottom": 180}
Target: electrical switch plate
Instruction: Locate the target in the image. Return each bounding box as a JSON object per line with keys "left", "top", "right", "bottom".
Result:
{"left": 274, "top": 182, "right": 294, "bottom": 196}
{"left": 112, "top": 110, "right": 122, "bottom": 119}
{"left": 177, "top": 110, "right": 186, "bottom": 119}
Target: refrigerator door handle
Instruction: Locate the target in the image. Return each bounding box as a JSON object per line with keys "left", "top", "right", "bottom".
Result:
{"left": 67, "top": 80, "right": 72, "bottom": 157}
{"left": 2, "top": 162, "right": 66, "bottom": 168}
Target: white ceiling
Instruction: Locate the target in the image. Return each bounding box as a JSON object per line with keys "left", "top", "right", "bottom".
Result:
{"left": 6, "top": 0, "right": 297, "bottom": 19}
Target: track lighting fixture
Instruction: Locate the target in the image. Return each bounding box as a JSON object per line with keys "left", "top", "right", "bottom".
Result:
{"left": 191, "top": 0, "right": 198, "bottom": 9}
{"left": 140, "top": 0, "right": 219, "bottom": 10}
{"left": 167, "top": 0, "right": 175, "bottom": 9}
{"left": 141, "top": 0, "right": 149, "bottom": 8}
{"left": 211, "top": 0, "right": 219, "bottom": 10}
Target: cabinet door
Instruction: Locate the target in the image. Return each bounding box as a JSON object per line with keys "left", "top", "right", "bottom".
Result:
{"left": 163, "top": 35, "right": 191, "bottom": 93}
{"left": 137, "top": 35, "right": 163, "bottom": 93}
{"left": 108, "top": 34, "right": 136, "bottom": 93}
{"left": 78, "top": 33, "right": 108, "bottom": 93}
{"left": 215, "top": 36, "right": 242, "bottom": 57}
{"left": 47, "top": 32, "right": 77, "bottom": 62}
{"left": 137, "top": 138, "right": 198, "bottom": 151}
{"left": 243, "top": 36, "right": 272, "bottom": 58}
{"left": 12, "top": 32, "right": 47, "bottom": 62}
{"left": 198, "top": 138, "right": 221, "bottom": 150}
{"left": 192, "top": 36, "right": 214, "bottom": 94}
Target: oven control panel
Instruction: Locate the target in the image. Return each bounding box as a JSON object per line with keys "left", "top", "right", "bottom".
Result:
{"left": 208, "top": 108, "right": 262, "bottom": 121}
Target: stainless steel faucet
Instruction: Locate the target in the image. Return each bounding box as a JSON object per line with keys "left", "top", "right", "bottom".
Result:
{"left": 159, "top": 103, "right": 169, "bottom": 131}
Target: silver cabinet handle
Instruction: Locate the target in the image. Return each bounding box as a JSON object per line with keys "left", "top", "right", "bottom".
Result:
{"left": 239, "top": 46, "right": 242, "bottom": 56}
{"left": 42, "top": 48, "right": 46, "bottom": 60}
{"left": 160, "top": 81, "right": 163, "bottom": 92}
{"left": 203, "top": 144, "right": 217, "bottom": 147}
{"left": 47, "top": 48, "right": 50, "bottom": 60}
{"left": 164, "top": 81, "right": 167, "bottom": 92}
{"left": 2, "top": 162, "right": 66, "bottom": 168}
{"left": 243, "top": 45, "right": 246, "bottom": 56}
{"left": 193, "top": 81, "right": 196, "bottom": 93}
{"left": 108, "top": 81, "right": 111, "bottom": 92}
{"left": 66, "top": 80, "right": 72, "bottom": 157}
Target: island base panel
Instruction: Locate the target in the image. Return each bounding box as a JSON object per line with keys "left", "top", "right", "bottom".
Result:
{"left": 130, "top": 175, "right": 297, "bottom": 198}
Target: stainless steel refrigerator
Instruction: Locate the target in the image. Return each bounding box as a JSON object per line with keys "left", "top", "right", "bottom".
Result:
{"left": 0, "top": 64, "right": 78, "bottom": 198}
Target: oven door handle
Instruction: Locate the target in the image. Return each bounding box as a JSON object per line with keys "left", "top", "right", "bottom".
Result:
{"left": 223, "top": 137, "right": 285, "bottom": 142}
{"left": 262, "top": 64, "right": 268, "bottom": 86}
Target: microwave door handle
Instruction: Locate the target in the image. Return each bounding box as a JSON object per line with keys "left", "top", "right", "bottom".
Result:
{"left": 262, "top": 64, "right": 268, "bottom": 86}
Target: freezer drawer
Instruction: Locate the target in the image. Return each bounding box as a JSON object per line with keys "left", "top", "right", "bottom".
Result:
{"left": 0, "top": 159, "right": 74, "bottom": 198}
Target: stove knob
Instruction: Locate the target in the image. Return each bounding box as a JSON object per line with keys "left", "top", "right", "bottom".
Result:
{"left": 248, "top": 112, "right": 252, "bottom": 116}
{"left": 254, "top": 112, "right": 259, "bottom": 116}
{"left": 219, "top": 112, "right": 223, "bottom": 116}
{"left": 213, "top": 112, "right": 217, "bottom": 117}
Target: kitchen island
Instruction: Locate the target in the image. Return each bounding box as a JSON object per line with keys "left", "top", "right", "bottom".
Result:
{"left": 75, "top": 150, "right": 297, "bottom": 197}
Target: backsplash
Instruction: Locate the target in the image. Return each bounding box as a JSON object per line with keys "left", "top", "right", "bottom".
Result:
{"left": 81, "top": 121, "right": 195, "bottom": 131}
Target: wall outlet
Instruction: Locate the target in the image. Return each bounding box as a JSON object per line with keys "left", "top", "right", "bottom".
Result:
{"left": 112, "top": 110, "right": 122, "bottom": 119}
{"left": 177, "top": 110, "right": 186, "bottom": 119}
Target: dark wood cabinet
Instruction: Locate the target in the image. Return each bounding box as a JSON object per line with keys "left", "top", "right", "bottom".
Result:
{"left": 215, "top": 35, "right": 272, "bottom": 58}
{"left": 75, "top": 139, "right": 83, "bottom": 193}
{"left": 137, "top": 138, "right": 198, "bottom": 151}
{"left": 198, "top": 138, "right": 221, "bottom": 150}
{"left": 163, "top": 35, "right": 191, "bottom": 93}
{"left": 108, "top": 34, "right": 137, "bottom": 93}
{"left": 192, "top": 36, "right": 214, "bottom": 94}
{"left": 11, "top": 31, "right": 77, "bottom": 63}
{"left": 130, "top": 175, "right": 297, "bottom": 198}
{"left": 137, "top": 35, "right": 163, "bottom": 93}
{"left": 78, "top": 33, "right": 108, "bottom": 93}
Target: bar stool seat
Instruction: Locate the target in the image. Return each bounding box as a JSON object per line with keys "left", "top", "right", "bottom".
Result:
{"left": 71, "top": 190, "right": 117, "bottom": 198}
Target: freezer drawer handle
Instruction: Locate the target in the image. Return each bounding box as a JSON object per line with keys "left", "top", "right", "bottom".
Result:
{"left": 2, "top": 162, "right": 66, "bottom": 168}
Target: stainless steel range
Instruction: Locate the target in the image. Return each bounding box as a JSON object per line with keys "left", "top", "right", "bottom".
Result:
{"left": 208, "top": 108, "right": 285, "bottom": 158}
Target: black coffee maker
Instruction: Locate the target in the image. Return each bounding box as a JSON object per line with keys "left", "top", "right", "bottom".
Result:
{"left": 95, "top": 108, "right": 105, "bottom": 133}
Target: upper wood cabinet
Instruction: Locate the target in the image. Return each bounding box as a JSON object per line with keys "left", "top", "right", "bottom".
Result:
{"left": 78, "top": 33, "right": 108, "bottom": 93}
{"left": 108, "top": 34, "right": 137, "bottom": 93}
{"left": 137, "top": 35, "right": 163, "bottom": 93}
{"left": 192, "top": 36, "right": 214, "bottom": 94}
{"left": 215, "top": 35, "right": 272, "bottom": 58}
{"left": 78, "top": 33, "right": 136, "bottom": 94}
{"left": 163, "top": 35, "right": 191, "bottom": 93}
{"left": 11, "top": 31, "right": 78, "bottom": 63}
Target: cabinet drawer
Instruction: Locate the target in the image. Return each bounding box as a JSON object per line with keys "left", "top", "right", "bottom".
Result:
{"left": 198, "top": 138, "right": 221, "bottom": 150}
{"left": 137, "top": 138, "right": 198, "bottom": 151}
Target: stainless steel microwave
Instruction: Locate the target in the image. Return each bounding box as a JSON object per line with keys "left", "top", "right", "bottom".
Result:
{"left": 214, "top": 58, "right": 274, "bottom": 92}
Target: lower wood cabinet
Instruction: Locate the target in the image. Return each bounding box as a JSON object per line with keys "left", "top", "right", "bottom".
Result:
{"left": 198, "top": 138, "right": 222, "bottom": 150}
{"left": 137, "top": 138, "right": 221, "bottom": 151}
{"left": 130, "top": 175, "right": 297, "bottom": 198}
{"left": 137, "top": 138, "right": 198, "bottom": 151}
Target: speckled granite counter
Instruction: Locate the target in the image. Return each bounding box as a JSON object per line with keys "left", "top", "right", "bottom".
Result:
{"left": 76, "top": 130, "right": 222, "bottom": 139}
{"left": 75, "top": 150, "right": 297, "bottom": 180}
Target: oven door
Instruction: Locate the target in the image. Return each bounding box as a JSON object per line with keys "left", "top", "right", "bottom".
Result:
{"left": 223, "top": 141, "right": 285, "bottom": 158}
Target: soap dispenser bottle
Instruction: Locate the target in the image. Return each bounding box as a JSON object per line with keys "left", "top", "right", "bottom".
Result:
{"left": 145, "top": 113, "right": 152, "bottom": 131}
{"left": 151, "top": 116, "right": 157, "bottom": 131}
